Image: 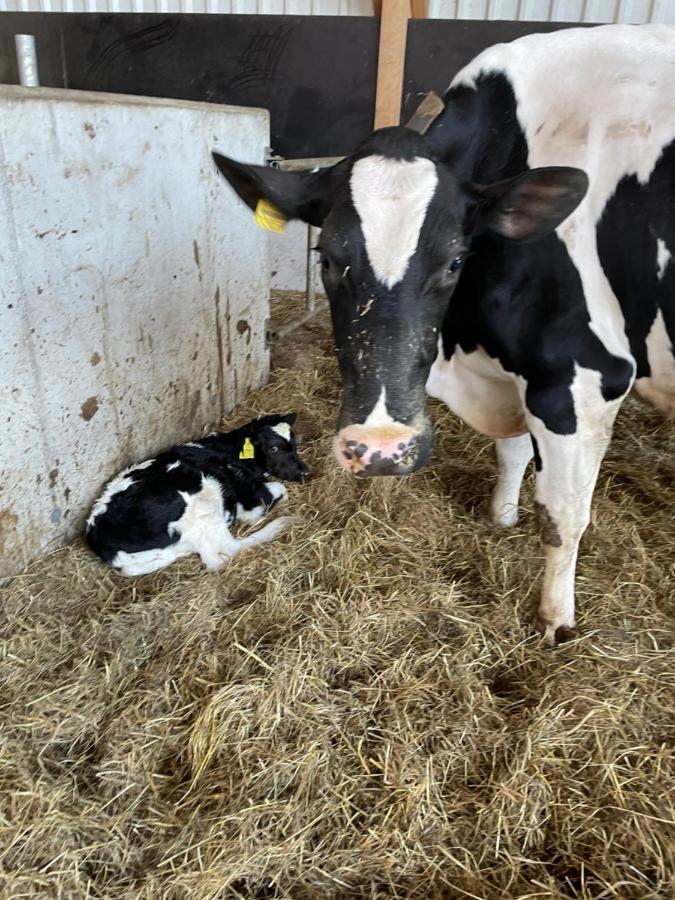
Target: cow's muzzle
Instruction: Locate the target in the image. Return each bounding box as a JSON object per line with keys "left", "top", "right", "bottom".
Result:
{"left": 333, "top": 420, "right": 431, "bottom": 477}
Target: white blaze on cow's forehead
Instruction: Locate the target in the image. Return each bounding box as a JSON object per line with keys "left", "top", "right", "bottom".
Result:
{"left": 270, "top": 422, "right": 292, "bottom": 441}
{"left": 350, "top": 155, "right": 438, "bottom": 289}
{"left": 656, "top": 239, "right": 672, "bottom": 281}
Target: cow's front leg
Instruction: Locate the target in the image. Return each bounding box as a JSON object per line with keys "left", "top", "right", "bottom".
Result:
{"left": 525, "top": 382, "right": 621, "bottom": 646}
{"left": 490, "top": 434, "right": 533, "bottom": 527}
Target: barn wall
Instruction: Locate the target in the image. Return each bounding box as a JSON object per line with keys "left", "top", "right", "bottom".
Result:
{"left": 0, "top": 87, "right": 270, "bottom": 578}
{"left": 0, "top": 0, "right": 673, "bottom": 23}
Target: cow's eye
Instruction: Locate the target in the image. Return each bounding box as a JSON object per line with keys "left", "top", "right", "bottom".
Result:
{"left": 270, "top": 447, "right": 278, "bottom": 453}
{"left": 449, "top": 256, "right": 464, "bottom": 273}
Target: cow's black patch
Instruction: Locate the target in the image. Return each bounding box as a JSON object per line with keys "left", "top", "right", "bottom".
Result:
{"left": 427, "top": 73, "right": 530, "bottom": 184}
{"left": 597, "top": 137, "right": 675, "bottom": 377}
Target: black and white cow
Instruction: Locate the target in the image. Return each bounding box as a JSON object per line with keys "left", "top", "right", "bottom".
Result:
{"left": 86, "top": 415, "right": 307, "bottom": 576}
{"left": 212, "top": 25, "right": 675, "bottom": 643}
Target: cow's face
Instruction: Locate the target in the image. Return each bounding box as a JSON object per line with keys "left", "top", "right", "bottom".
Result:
{"left": 213, "top": 128, "right": 586, "bottom": 477}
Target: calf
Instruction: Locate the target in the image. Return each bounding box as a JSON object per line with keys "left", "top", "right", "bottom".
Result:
{"left": 212, "top": 25, "right": 675, "bottom": 644}
{"left": 86, "top": 414, "right": 307, "bottom": 576}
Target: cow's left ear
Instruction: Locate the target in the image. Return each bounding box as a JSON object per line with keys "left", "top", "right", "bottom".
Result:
{"left": 470, "top": 167, "right": 588, "bottom": 243}
{"left": 212, "top": 152, "right": 345, "bottom": 228}
{"left": 282, "top": 412, "right": 297, "bottom": 426}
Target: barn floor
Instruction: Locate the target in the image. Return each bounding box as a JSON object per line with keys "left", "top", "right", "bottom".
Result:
{"left": 1, "top": 293, "right": 674, "bottom": 899}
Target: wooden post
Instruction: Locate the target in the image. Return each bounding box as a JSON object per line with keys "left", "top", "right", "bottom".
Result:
{"left": 373, "top": 0, "right": 411, "bottom": 129}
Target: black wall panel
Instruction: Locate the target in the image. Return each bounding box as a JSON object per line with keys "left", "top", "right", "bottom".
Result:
{"left": 0, "top": 13, "right": 578, "bottom": 158}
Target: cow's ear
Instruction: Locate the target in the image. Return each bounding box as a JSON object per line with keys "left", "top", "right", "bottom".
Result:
{"left": 212, "top": 152, "right": 344, "bottom": 228}
{"left": 470, "top": 167, "right": 588, "bottom": 243}
{"left": 283, "top": 412, "right": 297, "bottom": 426}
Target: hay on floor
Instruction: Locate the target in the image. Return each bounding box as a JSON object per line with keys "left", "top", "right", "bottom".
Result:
{"left": 1, "top": 299, "right": 673, "bottom": 899}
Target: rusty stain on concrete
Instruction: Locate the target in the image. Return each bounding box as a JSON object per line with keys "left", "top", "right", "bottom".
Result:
{"left": 236, "top": 319, "right": 249, "bottom": 335}
{"left": 84, "top": 121, "right": 96, "bottom": 139}
{"left": 90, "top": 351, "right": 101, "bottom": 366}
{"left": 80, "top": 396, "right": 99, "bottom": 421}
{"left": 49, "top": 468, "right": 59, "bottom": 488}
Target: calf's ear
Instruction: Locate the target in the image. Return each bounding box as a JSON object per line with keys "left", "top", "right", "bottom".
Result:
{"left": 283, "top": 413, "right": 297, "bottom": 425}
{"left": 212, "top": 153, "right": 345, "bottom": 228}
{"left": 470, "top": 167, "right": 588, "bottom": 243}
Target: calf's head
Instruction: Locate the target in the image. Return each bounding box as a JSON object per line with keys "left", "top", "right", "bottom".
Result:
{"left": 253, "top": 413, "right": 308, "bottom": 482}
{"left": 214, "top": 128, "right": 586, "bottom": 476}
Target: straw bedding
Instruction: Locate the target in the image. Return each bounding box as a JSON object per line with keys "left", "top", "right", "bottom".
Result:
{"left": 1, "top": 293, "right": 673, "bottom": 899}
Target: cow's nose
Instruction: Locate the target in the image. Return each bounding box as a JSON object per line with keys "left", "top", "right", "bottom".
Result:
{"left": 333, "top": 424, "right": 428, "bottom": 476}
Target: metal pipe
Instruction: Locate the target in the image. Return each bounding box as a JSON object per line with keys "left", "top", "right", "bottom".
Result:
{"left": 273, "top": 155, "right": 344, "bottom": 172}
{"left": 15, "top": 35, "right": 39, "bottom": 87}
{"left": 267, "top": 297, "right": 327, "bottom": 345}
{"left": 306, "top": 223, "right": 320, "bottom": 314}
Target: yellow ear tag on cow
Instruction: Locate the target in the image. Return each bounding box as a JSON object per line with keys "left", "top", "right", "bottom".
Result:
{"left": 239, "top": 437, "right": 255, "bottom": 460}
{"left": 255, "top": 198, "right": 286, "bottom": 233}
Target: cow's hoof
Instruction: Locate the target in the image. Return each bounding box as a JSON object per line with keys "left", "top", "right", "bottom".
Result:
{"left": 534, "top": 614, "right": 577, "bottom": 647}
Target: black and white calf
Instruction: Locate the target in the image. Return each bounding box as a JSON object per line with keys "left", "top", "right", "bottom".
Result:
{"left": 86, "top": 415, "right": 307, "bottom": 576}
{"left": 212, "top": 25, "right": 674, "bottom": 644}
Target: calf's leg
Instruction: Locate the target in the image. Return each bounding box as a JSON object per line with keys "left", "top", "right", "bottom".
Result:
{"left": 199, "top": 517, "right": 292, "bottom": 571}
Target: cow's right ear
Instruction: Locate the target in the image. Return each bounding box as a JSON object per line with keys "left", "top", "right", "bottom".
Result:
{"left": 212, "top": 152, "right": 343, "bottom": 228}
{"left": 469, "top": 167, "right": 588, "bottom": 243}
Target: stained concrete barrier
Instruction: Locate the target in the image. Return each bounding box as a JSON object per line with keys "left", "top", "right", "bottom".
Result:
{"left": 0, "top": 86, "right": 270, "bottom": 578}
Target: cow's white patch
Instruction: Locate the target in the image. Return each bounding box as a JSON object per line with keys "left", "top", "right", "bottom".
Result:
{"left": 634, "top": 309, "right": 675, "bottom": 414}
{"left": 350, "top": 155, "right": 438, "bottom": 289}
{"left": 656, "top": 238, "right": 672, "bottom": 281}
{"left": 87, "top": 458, "right": 154, "bottom": 528}
{"left": 166, "top": 461, "right": 180, "bottom": 472}
{"left": 452, "top": 24, "right": 675, "bottom": 367}
{"left": 426, "top": 339, "right": 527, "bottom": 439}
{"left": 270, "top": 422, "right": 291, "bottom": 441}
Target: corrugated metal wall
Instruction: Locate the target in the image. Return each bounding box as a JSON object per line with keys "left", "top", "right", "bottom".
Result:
{"left": 0, "top": 0, "right": 673, "bottom": 23}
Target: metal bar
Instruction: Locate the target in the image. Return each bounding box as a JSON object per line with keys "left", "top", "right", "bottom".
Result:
{"left": 266, "top": 298, "right": 327, "bottom": 345}
{"left": 15, "top": 34, "right": 39, "bottom": 87}
{"left": 273, "top": 155, "right": 344, "bottom": 171}
{"left": 306, "top": 223, "right": 320, "bottom": 314}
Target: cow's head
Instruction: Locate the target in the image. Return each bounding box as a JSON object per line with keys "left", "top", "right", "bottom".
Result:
{"left": 213, "top": 128, "right": 587, "bottom": 476}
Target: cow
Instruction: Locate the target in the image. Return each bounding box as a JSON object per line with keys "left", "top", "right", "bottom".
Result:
{"left": 86, "top": 414, "right": 307, "bottom": 576}
{"left": 212, "top": 24, "right": 675, "bottom": 644}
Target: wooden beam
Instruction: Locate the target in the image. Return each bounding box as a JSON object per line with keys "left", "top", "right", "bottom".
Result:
{"left": 410, "top": 0, "right": 427, "bottom": 17}
{"left": 374, "top": 0, "right": 411, "bottom": 129}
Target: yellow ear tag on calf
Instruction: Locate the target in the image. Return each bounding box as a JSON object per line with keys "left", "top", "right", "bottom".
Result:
{"left": 239, "top": 437, "right": 255, "bottom": 460}
{"left": 255, "top": 198, "right": 286, "bottom": 233}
